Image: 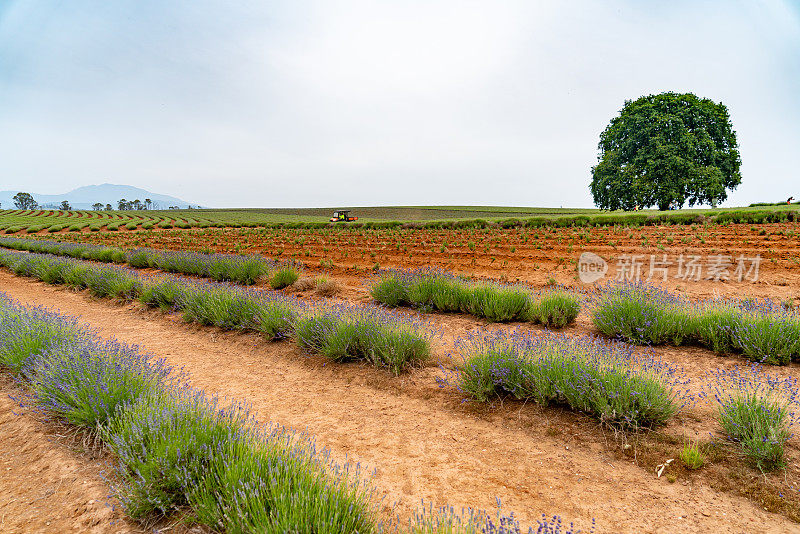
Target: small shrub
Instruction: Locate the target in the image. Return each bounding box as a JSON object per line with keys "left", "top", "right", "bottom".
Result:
{"left": 370, "top": 275, "right": 410, "bottom": 307}
{"left": 708, "top": 365, "right": 800, "bottom": 470}
{"left": 315, "top": 276, "right": 340, "bottom": 297}
{"left": 679, "top": 438, "right": 706, "bottom": 470}
{"left": 529, "top": 291, "right": 581, "bottom": 328}
{"left": 270, "top": 266, "right": 299, "bottom": 289}
{"left": 408, "top": 274, "right": 470, "bottom": 313}
{"left": 292, "top": 277, "right": 316, "bottom": 292}
{"left": 465, "top": 284, "right": 531, "bottom": 322}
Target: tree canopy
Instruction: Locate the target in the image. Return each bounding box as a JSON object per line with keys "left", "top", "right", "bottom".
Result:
{"left": 13, "top": 192, "right": 38, "bottom": 210}
{"left": 590, "top": 92, "right": 742, "bottom": 211}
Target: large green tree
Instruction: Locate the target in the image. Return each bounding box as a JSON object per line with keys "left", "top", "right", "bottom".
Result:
{"left": 590, "top": 92, "right": 742, "bottom": 211}
{"left": 13, "top": 192, "right": 38, "bottom": 210}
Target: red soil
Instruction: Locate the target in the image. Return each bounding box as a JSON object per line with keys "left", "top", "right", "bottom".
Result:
{"left": 42, "top": 223, "right": 800, "bottom": 302}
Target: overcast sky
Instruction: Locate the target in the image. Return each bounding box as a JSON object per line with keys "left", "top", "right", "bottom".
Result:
{"left": 1, "top": 1, "right": 798, "bottom": 208}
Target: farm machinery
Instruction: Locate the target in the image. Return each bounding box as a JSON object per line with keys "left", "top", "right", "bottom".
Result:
{"left": 330, "top": 210, "right": 358, "bottom": 222}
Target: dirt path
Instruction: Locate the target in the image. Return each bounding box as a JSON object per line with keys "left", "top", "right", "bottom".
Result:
{"left": 0, "top": 375, "right": 138, "bottom": 534}
{"left": 2, "top": 272, "right": 798, "bottom": 532}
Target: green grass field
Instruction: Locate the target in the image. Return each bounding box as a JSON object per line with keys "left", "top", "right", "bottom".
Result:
{"left": 1, "top": 203, "right": 798, "bottom": 234}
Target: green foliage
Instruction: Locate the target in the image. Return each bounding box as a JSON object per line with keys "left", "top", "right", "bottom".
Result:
{"left": 13, "top": 192, "right": 38, "bottom": 210}
{"left": 371, "top": 271, "right": 580, "bottom": 327}
{"left": 294, "top": 309, "right": 430, "bottom": 374}
{"left": 527, "top": 291, "right": 581, "bottom": 328}
{"left": 457, "top": 333, "right": 681, "bottom": 428}
{"left": 369, "top": 275, "right": 410, "bottom": 307}
{"left": 269, "top": 266, "right": 299, "bottom": 289}
{"left": 591, "top": 92, "right": 742, "bottom": 211}
{"left": 680, "top": 439, "right": 706, "bottom": 470}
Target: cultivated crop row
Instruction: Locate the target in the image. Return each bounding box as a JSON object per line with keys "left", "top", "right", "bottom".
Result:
{"left": 0, "top": 250, "right": 429, "bottom": 374}
{"left": 2, "top": 249, "right": 797, "bottom": 472}
{"left": 2, "top": 206, "right": 798, "bottom": 236}
{"left": 0, "top": 209, "right": 224, "bottom": 233}
{"left": 0, "top": 236, "right": 298, "bottom": 287}
{"left": 593, "top": 284, "right": 800, "bottom": 365}
{"left": 372, "top": 269, "right": 581, "bottom": 326}
{"left": 0, "top": 295, "right": 591, "bottom": 532}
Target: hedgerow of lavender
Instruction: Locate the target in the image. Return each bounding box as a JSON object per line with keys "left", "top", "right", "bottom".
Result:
{"left": 0, "top": 295, "right": 80, "bottom": 375}
{"left": 176, "top": 281, "right": 301, "bottom": 339}
{"left": 295, "top": 302, "right": 433, "bottom": 374}
{"left": 455, "top": 330, "right": 690, "bottom": 428}
{"left": 0, "top": 236, "right": 281, "bottom": 286}
{"left": 103, "top": 388, "right": 377, "bottom": 532}
{"left": 0, "top": 236, "right": 126, "bottom": 263}
{"left": 727, "top": 311, "right": 800, "bottom": 365}
{"left": 591, "top": 283, "right": 690, "bottom": 346}
{"left": 372, "top": 268, "right": 580, "bottom": 326}
{"left": 26, "top": 336, "right": 175, "bottom": 428}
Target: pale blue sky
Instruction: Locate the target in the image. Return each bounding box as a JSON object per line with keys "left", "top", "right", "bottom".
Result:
{"left": 1, "top": 1, "right": 798, "bottom": 208}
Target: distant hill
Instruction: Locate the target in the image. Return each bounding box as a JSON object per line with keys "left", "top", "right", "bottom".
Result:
{"left": 0, "top": 184, "right": 204, "bottom": 210}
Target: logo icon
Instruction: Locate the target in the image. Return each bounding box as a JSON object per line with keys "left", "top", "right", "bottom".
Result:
{"left": 578, "top": 252, "right": 608, "bottom": 283}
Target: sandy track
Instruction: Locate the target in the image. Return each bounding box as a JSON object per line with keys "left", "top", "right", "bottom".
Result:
{"left": 0, "top": 270, "right": 797, "bottom": 533}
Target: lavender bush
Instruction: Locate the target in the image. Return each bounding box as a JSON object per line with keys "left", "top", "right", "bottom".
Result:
{"left": 372, "top": 269, "right": 580, "bottom": 326}
{"left": 27, "top": 336, "right": 174, "bottom": 427}
{"left": 177, "top": 282, "right": 299, "bottom": 339}
{"left": 295, "top": 303, "right": 431, "bottom": 374}
{"left": 0, "top": 296, "right": 79, "bottom": 374}
{"left": 593, "top": 283, "right": 800, "bottom": 365}
{"left": 707, "top": 365, "right": 800, "bottom": 470}
{"left": 103, "top": 389, "right": 376, "bottom": 532}
{"left": 456, "top": 331, "right": 689, "bottom": 428}
{"left": 411, "top": 501, "right": 594, "bottom": 534}
{"left": 592, "top": 283, "right": 689, "bottom": 346}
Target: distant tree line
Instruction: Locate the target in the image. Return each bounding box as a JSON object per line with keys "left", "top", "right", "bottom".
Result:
{"left": 114, "top": 198, "right": 156, "bottom": 211}
{"left": 10, "top": 192, "right": 167, "bottom": 211}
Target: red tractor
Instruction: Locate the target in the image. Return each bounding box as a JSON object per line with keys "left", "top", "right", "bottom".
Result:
{"left": 330, "top": 210, "right": 358, "bottom": 222}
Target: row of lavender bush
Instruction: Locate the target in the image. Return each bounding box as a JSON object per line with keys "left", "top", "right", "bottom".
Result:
{"left": 0, "top": 249, "right": 429, "bottom": 374}
{"left": 592, "top": 283, "right": 800, "bottom": 365}
{"left": 371, "top": 269, "right": 581, "bottom": 327}
{"left": 0, "top": 294, "right": 375, "bottom": 530}
{"left": 451, "top": 329, "right": 800, "bottom": 469}
{"left": 452, "top": 330, "right": 690, "bottom": 429}
{"left": 0, "top": 236, "right": 298, "bottom": 287}
{"left": 0, "top": 294, "right": 590, "bottom": 532}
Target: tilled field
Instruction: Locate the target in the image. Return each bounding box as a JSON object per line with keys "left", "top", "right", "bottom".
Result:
{"left": 1, "top": 260, "right": 800, "bottom": 532}
{"left": 43, "top": 222, "right": 800, "bottom": 301}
